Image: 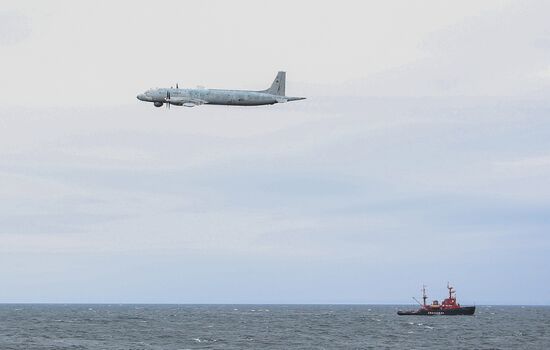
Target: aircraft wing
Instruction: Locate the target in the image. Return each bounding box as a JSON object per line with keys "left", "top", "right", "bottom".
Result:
{"left": 165, "top": 97, "right": 208, "bottom": 107}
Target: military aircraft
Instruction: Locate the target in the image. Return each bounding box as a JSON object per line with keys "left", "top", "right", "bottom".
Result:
{"left": 137, "top": 71, "right": 305, "bottom": 108}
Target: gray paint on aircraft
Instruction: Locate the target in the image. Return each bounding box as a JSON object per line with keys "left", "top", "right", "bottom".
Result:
{"left": 137, "top": 71, "right": 305, "bottom": 108}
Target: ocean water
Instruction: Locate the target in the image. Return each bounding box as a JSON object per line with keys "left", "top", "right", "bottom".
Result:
{"left": 0, "top": 305, "right": 548, "bottom": 349}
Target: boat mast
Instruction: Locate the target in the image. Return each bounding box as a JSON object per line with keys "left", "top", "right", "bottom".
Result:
{"left": 422, "top": 285, "right": 427, "bottom": 306}
{"left": 447, "top": 282, "right": 455, "bottom": 300}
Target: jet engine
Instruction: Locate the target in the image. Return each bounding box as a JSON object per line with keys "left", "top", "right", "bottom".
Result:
{"left": 154, "top": 102, "right": 163, "bottom": 107}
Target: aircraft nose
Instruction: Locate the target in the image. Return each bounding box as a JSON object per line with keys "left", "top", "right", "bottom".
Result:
{"left": 137, "top": 93, "right": 145, "bottom": 101}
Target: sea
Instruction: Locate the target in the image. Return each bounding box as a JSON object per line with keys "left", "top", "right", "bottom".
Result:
{"left": 0, "top": 304, "right": 548, "bottom": 349}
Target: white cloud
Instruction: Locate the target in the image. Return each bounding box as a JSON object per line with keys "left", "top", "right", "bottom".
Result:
{"left": 1, "top": 0, "right": 550, "bottom": 303}
{"left": 0, "top": 0, "right": 515, "bottom": 106}
{"left": 494, "top": 155, "right": 550, "bottom": 174}
{"left": 0, "top": 11, "right": 31, "bottom": 45}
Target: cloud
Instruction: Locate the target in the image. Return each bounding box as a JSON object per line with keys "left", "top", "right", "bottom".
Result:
{"left": 1, "top": 1, "right": 550, "bottom": 303}
{"left": 0, "top": 11, "right": 30, "bottom": 46}
{"left": 0, "top": 0, "right": 517, "bottom": 106}
{"left": 495, "top": 155, "right": 550, "bottom": 169}
{"left": 340, "top": 0, "right": 550, "bottom": 97}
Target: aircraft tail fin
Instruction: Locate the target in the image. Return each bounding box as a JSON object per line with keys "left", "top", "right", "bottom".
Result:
{"left": 264, "top": 71, "right": 286, "bottom": 96}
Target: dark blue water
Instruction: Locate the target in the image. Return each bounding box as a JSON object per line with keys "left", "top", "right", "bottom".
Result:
{"left": 0, "top": 305, "right": 548, "bottom": 349}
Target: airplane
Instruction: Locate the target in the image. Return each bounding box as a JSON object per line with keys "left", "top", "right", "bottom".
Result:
{"left": 136, "top": 71, "right": 305, "bottom": 108}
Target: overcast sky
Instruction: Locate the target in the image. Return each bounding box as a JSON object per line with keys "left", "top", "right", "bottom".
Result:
{"left": 1, "top": 0, "right": 549, "bottom": 304}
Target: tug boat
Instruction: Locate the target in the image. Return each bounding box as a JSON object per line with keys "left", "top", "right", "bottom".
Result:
{"left": 397, "top": 283, "right": 475, "bottom": 316}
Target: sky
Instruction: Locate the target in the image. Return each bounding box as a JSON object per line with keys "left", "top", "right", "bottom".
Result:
{"left": 0, "top": 0, "right": 549, "bottom": 304}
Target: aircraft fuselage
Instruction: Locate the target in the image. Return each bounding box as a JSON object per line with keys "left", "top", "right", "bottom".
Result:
{"left": 138, "top": 88, "right": 285, "bottom": 106}
{"left": 137, "top": 71, "right": 305, "bottom": 108}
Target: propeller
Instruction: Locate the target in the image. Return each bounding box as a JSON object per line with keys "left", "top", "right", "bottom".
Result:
{"left": 165, "top": 90, "right": 170, "bottom": 109}
{"left": 176, "top": 83, "right": 179, "bottom": 89}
